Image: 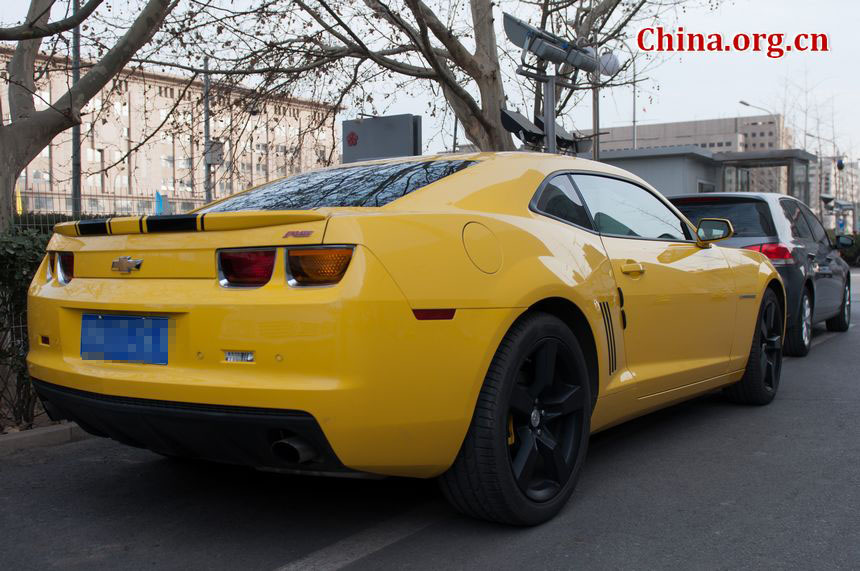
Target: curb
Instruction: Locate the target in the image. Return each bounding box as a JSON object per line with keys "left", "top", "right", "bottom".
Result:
{"left": 0, "top": 422, "right": 92, "bottom": 457}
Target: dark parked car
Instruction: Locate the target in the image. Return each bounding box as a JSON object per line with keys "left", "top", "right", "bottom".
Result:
{"left": 671, "top": 193, "right": 854, "bottom": 356}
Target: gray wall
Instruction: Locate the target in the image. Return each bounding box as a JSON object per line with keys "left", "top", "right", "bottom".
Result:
{"left": 601, "top": 156, "right": 720, "bottom": 196}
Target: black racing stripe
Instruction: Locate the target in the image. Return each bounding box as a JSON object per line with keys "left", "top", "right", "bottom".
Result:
{"left": 199, "top": 213, "right": 206, "bottom": 231}
{"left": 77, "top": 219, "right": 110, "bottom": 236}
{"left": 138, "top": 216, "right": 144, "bottom": 233}
{"left": 145, "top": 214, "right": 199, "bottom": 233}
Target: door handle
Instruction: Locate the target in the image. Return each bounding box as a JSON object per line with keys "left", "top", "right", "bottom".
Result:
{"left": 620, "top": 262, "right": 646, "bottom": 275}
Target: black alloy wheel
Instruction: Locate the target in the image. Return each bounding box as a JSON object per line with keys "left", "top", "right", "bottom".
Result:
{"left": 507, "top": 338, "right": 585, "bottom": 502}
{"left": 784, "top": 288, "right": 812, "bottom": 357}
{"left": 725, "top": 288, "right": 784, "bottom": 405}
{"left": 758, "top": 296, "right": 783, "bottom": 392}
{"left": 440, "top": 312, "right": 591, "bottom": 526}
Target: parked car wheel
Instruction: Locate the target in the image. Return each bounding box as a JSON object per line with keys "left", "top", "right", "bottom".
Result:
{"left": 725, "top": 288, "right": 783, "bottom": 405}
{"left": 784, "top": 288, "right": 812, "bottom": 357}
{"left": 439, "top": 312, "right": 591, "bottom": 526}
{"left": 826, "top": 281, "right": 851, "bottom": 332}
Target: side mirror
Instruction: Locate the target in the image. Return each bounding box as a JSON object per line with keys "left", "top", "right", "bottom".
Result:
{"left": 696, "top": 218, "right": 734, "bottom": 245}
{"left": 836, "top": 235, "right": 855, "bottom": 249}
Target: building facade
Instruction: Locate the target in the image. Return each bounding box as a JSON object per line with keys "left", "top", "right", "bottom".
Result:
{"left": 1, "top": 48, "right": 336, "bottom": 217}
{"left": 591, "top": 114, "right": 793, "bottom": 195}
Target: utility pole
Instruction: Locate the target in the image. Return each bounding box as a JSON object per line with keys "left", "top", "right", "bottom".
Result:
{"left": 544, "top": 74, "right": 557, "bottom": 154}
{"left": 71, "top": 0, "right": 81, "bottom": 217}
{"left": 203, "top": 57, "right": 212, "bottom": 203}
{"left": 631, "top": 56, "right": 637, "bottom": 150}
{"left": 591, "top": 69, "right": 600, "bottom": 161}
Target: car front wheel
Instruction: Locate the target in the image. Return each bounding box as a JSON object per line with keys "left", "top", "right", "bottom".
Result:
{"left": 439, "top": 312, "right": 592, "bottom": 526}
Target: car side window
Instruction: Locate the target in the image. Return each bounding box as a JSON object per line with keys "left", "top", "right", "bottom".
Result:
{"left": 571, "top": 174, "right": 689, "bottom": 241}
{"left": 798, "top": 203, "right": 830, "bottom": 245}
{"left": 534, "top": 174, "right": 593, "bottom": 230}
{"left": 779, "top": 199, "right": 814, "bottom": 240}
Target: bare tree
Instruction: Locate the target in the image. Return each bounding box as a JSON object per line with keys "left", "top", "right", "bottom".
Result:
{"left": 0, "top": 0, "right": 176, "bottom": 231}
{"left": 128, "top": 1, "right": 684, "bottom": 157}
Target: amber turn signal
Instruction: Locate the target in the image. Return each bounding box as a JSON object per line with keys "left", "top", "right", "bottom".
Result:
{"left": 287, "top": 247, "right": 353, "bottom": 286}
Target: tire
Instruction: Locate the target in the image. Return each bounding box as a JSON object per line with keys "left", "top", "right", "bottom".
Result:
{"left": 439, "top": 312, "right": 592, "bottom": 526}
{"left": 825, "top": 280, "right": 851, "bottom": 332}
{"left": 725, "top": 288, "right": 784, "bottom": 405}
{"left": 783, "top": 287, "right": 812, "bottom": 357}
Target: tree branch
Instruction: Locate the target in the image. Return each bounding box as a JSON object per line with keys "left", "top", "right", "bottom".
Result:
{"left": 0, "top": 0, "right": 104, "bottom": 41}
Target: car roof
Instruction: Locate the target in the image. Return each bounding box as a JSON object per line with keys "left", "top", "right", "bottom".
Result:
{"left": 336, "top": 151, "right": 645, "bottom": 180}
{"left": 669, "top": 192, "right": 795, "bottom": 203}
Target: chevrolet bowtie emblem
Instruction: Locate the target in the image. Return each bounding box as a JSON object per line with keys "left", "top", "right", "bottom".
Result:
{"left": 111, "top": 256, "right": 143, "bottom": 273}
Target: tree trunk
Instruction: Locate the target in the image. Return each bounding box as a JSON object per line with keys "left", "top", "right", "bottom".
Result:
{"left": 0, "top": 151, "right": 16, "bottom": 234}
{"left": 0, "top": 0, "right": 174, "bottom": 231}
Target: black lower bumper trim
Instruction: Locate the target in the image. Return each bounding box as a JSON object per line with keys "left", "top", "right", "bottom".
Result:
{"left": 32, "top": 379, "right": 347, "bottom": 472}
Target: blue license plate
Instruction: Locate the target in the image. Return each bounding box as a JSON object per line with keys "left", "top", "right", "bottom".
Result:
{"left": 81, "top": 314, "right": 169, "bottom": 365}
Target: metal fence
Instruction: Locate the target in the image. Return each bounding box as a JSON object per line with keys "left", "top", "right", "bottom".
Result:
{"left": 13, "top": 189, "right": 207, "bottom": 234}
{"left": 3, "top": 187, "right": 210, "bottom": 429}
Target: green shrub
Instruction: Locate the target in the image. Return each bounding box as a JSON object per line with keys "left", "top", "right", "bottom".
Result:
{"left": 0, "top": 228, "right": 51, "bottom": 430}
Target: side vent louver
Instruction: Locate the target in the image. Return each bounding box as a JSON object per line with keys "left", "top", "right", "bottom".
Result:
{"left": 599, "top": 301, "right": 617, "bottom": 374}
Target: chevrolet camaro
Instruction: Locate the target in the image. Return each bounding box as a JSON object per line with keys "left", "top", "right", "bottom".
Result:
{"left": 28, "top": 152, "right": 785, "bottom": 525}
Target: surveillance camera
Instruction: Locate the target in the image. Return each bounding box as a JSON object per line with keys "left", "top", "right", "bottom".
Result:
{"left": 503, "top": 12, "right": 615, "bottom": 75}
{"left": 501, "top": 109, "right": 545, "bottom": 147}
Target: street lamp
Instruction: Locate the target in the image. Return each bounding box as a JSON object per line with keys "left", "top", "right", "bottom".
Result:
{"left": 805, "top": 131, "right": 851, "bottom": 232}
{"left": 738, "top": 100, "right": 775, "bottom": 116}
{"left": 617, "top": 39, "right": 638, "bottom": 149}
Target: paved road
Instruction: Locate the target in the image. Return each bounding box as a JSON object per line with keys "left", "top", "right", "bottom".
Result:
{"left": 3, "top": 273, "right": 859, "bottom": 570}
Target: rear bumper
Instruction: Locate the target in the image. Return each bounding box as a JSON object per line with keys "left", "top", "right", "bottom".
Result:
{"left": 33, "top": 379, "right": 347, "bottom": 472}
{"left": 27, "top": 247, "right": 520, "bottom": 477}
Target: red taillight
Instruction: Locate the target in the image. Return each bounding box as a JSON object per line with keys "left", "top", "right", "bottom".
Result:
{"left": 218, "top": 249, "right": 276, "bottom": 287}
{"left": 58, "top": 252, "right": 74, "bottom": 283}
{"left": 744, "top": 243, "right": 794, "bottom": 263}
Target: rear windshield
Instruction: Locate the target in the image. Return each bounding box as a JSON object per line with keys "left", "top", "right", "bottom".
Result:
{"left": 199, "top": 159, "right": 473, "bottom": 213}
{"left": 671, "top": 198, "right": 776, "bottom": 237}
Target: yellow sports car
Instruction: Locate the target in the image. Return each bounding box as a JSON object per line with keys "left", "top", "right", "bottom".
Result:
{"left": 27, "top": 152, "right": 785, "bottom": 525}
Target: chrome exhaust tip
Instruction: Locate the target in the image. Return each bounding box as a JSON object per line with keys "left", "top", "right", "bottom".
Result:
{"left": 271, "top": 436, "right": 318, "bottom": 464}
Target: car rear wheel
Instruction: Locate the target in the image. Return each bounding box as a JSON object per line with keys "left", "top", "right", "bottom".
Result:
{"left": 826, "top": 281, "right": 851, "bottom": 332}
{"left": 439, "top": 312, "right": 591, "bottom": 526}
{"left": 784, "top": 288, "right": 812, "bottom": 357}
{"left": 725, "top": 288, "right": 783, "bottom": 405}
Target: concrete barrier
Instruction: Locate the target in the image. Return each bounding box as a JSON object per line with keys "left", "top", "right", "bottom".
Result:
{"left": 0, "top": 422, "right": 91, "bottom": 457}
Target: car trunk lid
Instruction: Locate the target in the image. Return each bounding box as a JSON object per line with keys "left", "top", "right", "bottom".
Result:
{"left": 49, "top": 211, "right": 328, "bottom": 279}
